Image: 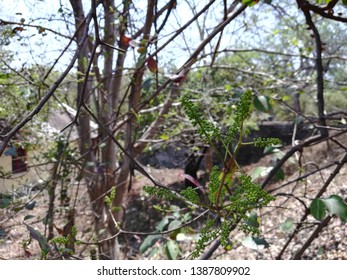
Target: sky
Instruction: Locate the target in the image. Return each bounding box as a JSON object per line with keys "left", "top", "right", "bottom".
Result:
{"left": 0, "top": 0, "right": 79, "bottom": 69}
{"left": 0, "top": 0, "right": 251, "bottom": 72}
{"left": 2, "top": 0, "right": 346, "bottom": 73}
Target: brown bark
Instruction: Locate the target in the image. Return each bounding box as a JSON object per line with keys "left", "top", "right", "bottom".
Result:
{"left": 110, "top": 0, "right": 156, "bottom": 253}
{"left": 69, "top": 0, "right": 112, "bottom": 259}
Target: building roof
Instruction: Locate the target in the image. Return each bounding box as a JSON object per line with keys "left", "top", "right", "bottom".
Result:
{"left": 45, "top": 103, "right": 98, "bottom": 141}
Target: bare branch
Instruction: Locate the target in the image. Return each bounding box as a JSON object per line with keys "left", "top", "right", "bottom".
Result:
{"left": 298, "top": 0, "right": 347, "bottom": 22}
{"left": 276, "top": 150, "right": 347, "bottom": 259}
{"left": 297, "top": 0, "right": 328, "bottom": 137}
{"left": 0, "top": 12, "right": 94, "bottom": 155}
{"left": 292, "top": 215, "right": 332, "bottom": 259}
{"left": 0, "top": 19, "right": 73, "bottom": 40}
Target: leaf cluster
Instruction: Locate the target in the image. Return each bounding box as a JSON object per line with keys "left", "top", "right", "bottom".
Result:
{"left": 225, "top": 90, "right": 253, "bottom": 142}
{"left": 253, "top": 137, "right": 282, "bottom": 148}
{"left": 227, "top": 174, "right": 274, "bottom": 223}
{"left": 143, "top": 185, "right": 178, "bottom": 201}
{"left": 180, "top": 96, "right": 220, "bottom": 143}
{"left": 180, "top": 187, "right": 200, "bottom": 204}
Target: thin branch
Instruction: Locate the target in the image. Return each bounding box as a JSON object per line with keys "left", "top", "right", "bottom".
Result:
{"left": 0, "top": 19, "right": 73, "bottom": 40}
{"left": 148, "top": 0, "right": 218, "bottom": 64}
{"left": 42, "top": 16, "right": 89, "bottom": 82}
{"left": 112, "top": 0, "right": 222, "bottom": 131}
{"left": 275, "top": 193, "right": 308, "bottom": 211}
{"left": 178, "top": 2, "right": 247, "bottom": 72}
{"left": 0, "top": 58, "right": 36, "bottom": 86}
{"left": 134, "top": 84, "right": 181, "bottom": 154}
{"left": 203, "top": 48, "right": 347, "bottom": 61}
{"left": 82, "top": 103, "right": 197, "bottom": 208}
{"left": 261, "top": 134, "right": 323, "bottom": 189}
{"left": 292, "top": 215, "right": 332, "bottom": 259}
{"left": 112, "top": 1, "right": 247, "bottom": 136}
{"left": 262, "top": 130, "right": 347, "bottom": 190}
{"left": 276, "top": 151, "right": 347, "bottom": 259}
{"left": 298, "top": 0, "right": 328, "bottom": 137}
{"left": 301, "top": 0, "right": 347, "bottom": 22}
{"left": 268, "top": 161, "right": 337, "bottom": 194}
{"left": 0, "top": 12, "right": 94, "bottom": 155}
{"left": 80, "top": 209, "right": 209, "bottom": 245}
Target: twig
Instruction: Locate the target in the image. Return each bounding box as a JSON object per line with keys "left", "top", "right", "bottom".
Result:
{"left": 297, "top": 0, "right": 328, "bottom": 137}
{"left": 268, "top": 161, "right": 336, "bottom": 194}
{"left": 298, "top": 0, "right": 347, "bottom": 22}
{"left": 261, "top": 134, "right": 324, "bottom": 189}
{"left": 292, "top": 215, "right": 332, "bottom": 259}
{"left": 0, "top": 12, "right": 94, "bottom": 155}
{"left": 79, "top": 210, "right": 209, "bottom": 245}
{"left": 276, "top": 151, "right": 347, "bottom": 259}
{"left": 0, "top": 19, "right": 73, "bottom": 40}
{"left": 82, "top": 103, "right": 197, "bottom": 207}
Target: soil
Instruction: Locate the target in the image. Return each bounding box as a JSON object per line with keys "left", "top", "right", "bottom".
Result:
{"left": 1, "top": 135, "right": 346, "bottom": 260}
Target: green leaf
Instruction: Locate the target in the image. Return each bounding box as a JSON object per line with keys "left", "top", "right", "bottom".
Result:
{"left": 275, "top": 168, "right": 285, "bottom": 181}
{"left": 0, "top": 198, "right": 11, "bottom": 209}
{"left": 165, "top": 240, "right": 180, "bottom": 260}
{"left": 295, "top": 116, "right": 304, "bottom": 125}
{"left": 168, "top": 220, "right": 183, "bottom": 240}
{"left": 183, "top": 212, "right": 191, "bottom": 222}
{"left": 245, "top": 211, "right": 260, "bottom": 228}
{"left": 176, "top": 233, "right": 187, "bottom": 241}
{"left": 155, "top": 217, "right": 169, "bottom": 231}
{"left": 142, "top": 78, "right": 152, "bottom": 91}
{"left": 263, "top": 146, "right": 280, "bottom": 154}
{"left": 148, "top": 247, "right": 159, "bottom": 258}
{"left": 139, "top": 234, "right": 161, "bottom": 254}
{"left": 159, "top": 134, "right": 170, "bottom": 141}
{"left": 25, "top": 201, "right": 36, "bottom": 210}
{"left": 24, "top": 215, "right": 35, "bottom": 221}
{"left": 242, "top": 236, "right": 270, "bottom": 250}
{"left": 225, "top": 84, "right": 232, "bottom": 91}
{"left": 250, "top": 166, "right": 270, "bottom": 180}
{"left": 136, "top": 52, "right": 147, "bottom": 69}
{"left": 26, "top": 225, "right": 50, "bottom": 253}
{"left": 280, "top": 218, "right": 294, "bottom": 233}
{"left": 253, "top": 95, "right": 272, "bottom": 112}
{"left": 322, "top": 195, "right": 347, "bottom": 223}
{"left": 242, "top": 0, "right": 259, "bottom": 6}
{"left": 99, "top": 143, "right": 107, "bottom": 149}
{"left": 0, "top": 229, "right": 5, "bottom": 239}
{"left": 168, "top": 220, "right": 182, "bottom": 231}
{"left": 310, "top": 198, "right": 326, "bottom": 221}
{"left": 281, "top": 95, "right": 290, "bottom": 102}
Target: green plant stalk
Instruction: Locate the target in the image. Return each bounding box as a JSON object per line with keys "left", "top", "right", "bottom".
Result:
{"left": 215, "top": 122, "right": 244, "bottom": 210}
{"left": 196, "top": 118, "right": 224, "bottom": 162}
{"left": 219, "top": 137, "right": 234, "bottom": 162}
{"left": 215, "top": 167, "right": 228, "bottom": 211}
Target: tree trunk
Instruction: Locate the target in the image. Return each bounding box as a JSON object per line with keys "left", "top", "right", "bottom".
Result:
{"left": 68, "top": 0, "right": 176, "bottom": 259}
{"left": 69, "top": 0, "right": 115, "bottom": 259}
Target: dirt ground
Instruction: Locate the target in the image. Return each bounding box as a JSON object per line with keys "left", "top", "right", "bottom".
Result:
{"left": 1, "top": 136, "right": 347, "bottom": 260}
